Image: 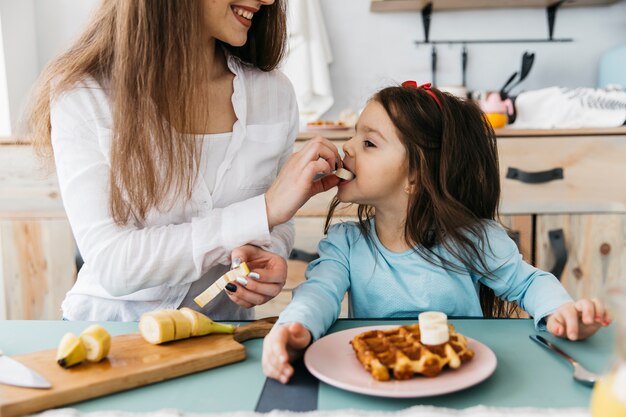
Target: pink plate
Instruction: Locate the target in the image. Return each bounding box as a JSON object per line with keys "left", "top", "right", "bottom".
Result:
{"left": 304, "top": 325, "right": 497, "bottom": 398}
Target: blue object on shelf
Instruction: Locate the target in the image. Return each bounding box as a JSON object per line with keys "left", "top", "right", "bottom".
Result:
{"left": 598, "top": 44, "right": 626, "bottom": 88}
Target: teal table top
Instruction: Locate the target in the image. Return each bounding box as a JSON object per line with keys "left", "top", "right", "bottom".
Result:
{"left": 0, "top": 318, "right": 615, "bottom": 413}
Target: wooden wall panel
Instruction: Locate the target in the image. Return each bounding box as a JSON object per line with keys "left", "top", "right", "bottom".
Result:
{"left": 535, "top": 214, "right": 625, "bottom": 300}
{"left": 0, "top": 219, "right": 76, "bottom": 320}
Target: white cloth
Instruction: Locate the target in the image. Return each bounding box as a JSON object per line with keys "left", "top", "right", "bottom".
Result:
{"left": 281, "top": 0, "right": 334, "bottom": 123}
{"left": 511, "top": 86, "right": 626, "bottom": 129}
{"left": 51, "top": 55, "right": 297, "bottom": 321}
{"left": 31, "top": 406, "right": 591, "bottom": 417}
{"left": 200, "top": 132, "right": 231, "bottom": 194}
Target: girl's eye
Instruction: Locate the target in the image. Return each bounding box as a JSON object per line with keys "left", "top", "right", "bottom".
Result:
{"left": 364, "top": 140, "right": 376, "bottom": 148}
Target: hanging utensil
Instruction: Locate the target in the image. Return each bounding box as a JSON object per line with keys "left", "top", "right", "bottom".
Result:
{"left": 500, "top": 71, "right": 518, "bottom": 100}
{"left": 461, "top": 45, "right": 468, "bottom": 87}
{"left": 431, "top": 45, "right": 437, "bottom": 87}
{"left": 501, "top": 51, "right": 536, "bottom": 99}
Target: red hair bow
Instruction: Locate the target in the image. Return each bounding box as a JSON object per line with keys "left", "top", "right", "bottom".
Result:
{"left": 401, "top": 81, "right": 442, "bottom": 110}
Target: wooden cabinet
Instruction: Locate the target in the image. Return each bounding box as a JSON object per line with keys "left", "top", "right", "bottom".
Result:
{"left": 1, "top": 127, "right": 625, "bottom": 319}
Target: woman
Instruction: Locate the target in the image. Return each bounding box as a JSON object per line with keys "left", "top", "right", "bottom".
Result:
{"left": 26, "top": 0, "right": 341, "bottom": 321}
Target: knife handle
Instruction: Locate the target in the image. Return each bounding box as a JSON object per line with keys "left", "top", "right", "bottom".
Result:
{"left": 233, "top": 317, "right": 278, "bottom": 343}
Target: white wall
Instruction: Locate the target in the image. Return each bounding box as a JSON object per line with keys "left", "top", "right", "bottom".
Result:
{"left": 1, "top": 0, "right": 625, "bottom": 129}
{"left": 319, "top": 0, "right": 626, "bottom": 118}
{"left": 33, "top": 0, "right": 97, "bottom": 71}
{"left": 0, "top": 0, "right": 39, "bottom": 135}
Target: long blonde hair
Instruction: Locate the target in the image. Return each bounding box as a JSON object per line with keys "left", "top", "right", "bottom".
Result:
{"left": 27, "top": 0, "right": 286, "bottom": 224}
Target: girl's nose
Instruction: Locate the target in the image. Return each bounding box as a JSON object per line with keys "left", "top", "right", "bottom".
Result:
{"left": 342, "top": 139, "right": 354, "bottom": 158}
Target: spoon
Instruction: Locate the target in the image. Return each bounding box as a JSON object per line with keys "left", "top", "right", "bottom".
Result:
{"left": 529, "top": 334, "right": 599, "bottom": 386}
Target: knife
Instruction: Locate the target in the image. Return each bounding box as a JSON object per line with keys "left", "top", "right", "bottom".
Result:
{"left": 0, "top": 349, "right": 52, "bottom": 389}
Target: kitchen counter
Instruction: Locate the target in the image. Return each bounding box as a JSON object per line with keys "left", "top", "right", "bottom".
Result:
{"left": 0, "top": 318, "right": 615, "bottom": 416}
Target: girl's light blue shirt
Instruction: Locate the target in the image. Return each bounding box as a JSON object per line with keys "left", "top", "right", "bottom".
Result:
{"left": 277, "top": 219, "right": 573, "bottom": 341}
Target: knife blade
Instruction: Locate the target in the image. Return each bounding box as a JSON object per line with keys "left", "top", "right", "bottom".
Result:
{"left": 0, "top": 349, "right": 52, "bottom": 389}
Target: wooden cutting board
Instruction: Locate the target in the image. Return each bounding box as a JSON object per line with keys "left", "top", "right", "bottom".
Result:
{"left": 0, "top": 317, "right": 276, "bottom": 417}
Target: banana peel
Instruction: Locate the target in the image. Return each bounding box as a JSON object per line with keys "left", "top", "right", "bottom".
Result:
{"left": 56, "top": 333, "right": 87, "bottom": 368}
{"left": 179, "top": 307, "right": 235, "bottom": 336}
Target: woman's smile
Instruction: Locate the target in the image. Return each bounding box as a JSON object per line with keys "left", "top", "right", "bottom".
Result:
{"left": 231, "top": 5, "right": 257, "bottom": 28}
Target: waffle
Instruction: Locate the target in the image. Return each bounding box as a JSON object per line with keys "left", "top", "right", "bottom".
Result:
{"left": 351, "top": 324, "right": 474, "bottom": 381}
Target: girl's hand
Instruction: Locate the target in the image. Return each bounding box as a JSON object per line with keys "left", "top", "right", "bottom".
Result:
{"left": 225, "top": 245, "right": 287, "bottom": 308}
{"left": 546, "top": 299, "right": 612, "bottom": 341}
{"left": 265, "top": 136, "right": 342, "bottom": 229}
{"left": 262, "top": 322, "right": 312, "bottom": 384}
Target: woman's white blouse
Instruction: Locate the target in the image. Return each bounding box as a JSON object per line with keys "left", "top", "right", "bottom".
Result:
{"left": 51, "top": 56, "right": 297, "bottom": 321}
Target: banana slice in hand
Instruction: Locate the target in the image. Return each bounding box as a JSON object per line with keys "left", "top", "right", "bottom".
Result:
{"left": 57, "top": 333, "right": 87, "bottom": 368}
{"left": 79, "top": 324, "right": 111, "bottom": 362}
{"left": 179, "top": 307, "right": 235, "bottom": 336}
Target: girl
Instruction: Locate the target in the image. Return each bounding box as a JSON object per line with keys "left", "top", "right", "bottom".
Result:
{"left": 262, "top": 82, "right": 611, "bottom": 384}
{"left": 25, "top": 1, "right": 342, "bottom": 321}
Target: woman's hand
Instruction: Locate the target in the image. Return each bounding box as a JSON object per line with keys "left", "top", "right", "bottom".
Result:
{"left": 546, "top": 298, "right": 612, "bottom": 341}
{"left": 262, "top": 322, "right": 312, "bottom": 384}
{"left": 225, "top": 245, "right": 287, "bottom": 308}
{"left": 265, "top": 136, "right": 342, "bottom": 229}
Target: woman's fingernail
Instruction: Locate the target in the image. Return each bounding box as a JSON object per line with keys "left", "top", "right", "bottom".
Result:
{"left": 602, "top": 320, "right": 610, "bottom": 326}
{"left": 249, "top": 272, "right": 261, "bottom": 280}
{"left": 236, "top": 276, "right": 248, "bottom": 287}
{"left": 231, "top": 258, "right": 242, "bottom": 269}
{"left": 225, "top": 283, "right": 237, "bottom": 292}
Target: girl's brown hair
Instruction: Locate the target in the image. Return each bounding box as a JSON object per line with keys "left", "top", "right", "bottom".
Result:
{"left": 326, "top": 86, "right": 516, "bottom": 318}
{"left": 26, "top": 0, "right": 287, "bottom": 224}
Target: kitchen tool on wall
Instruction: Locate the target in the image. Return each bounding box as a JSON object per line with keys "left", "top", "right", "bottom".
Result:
{"left": 461, "top": 45, "right": 468, "bottom": 87}
{"left": 431, "top": 45, "right": 437, "bottom": 86}
{"left": 500, "top": 51, "right": 535, "bottom": 99}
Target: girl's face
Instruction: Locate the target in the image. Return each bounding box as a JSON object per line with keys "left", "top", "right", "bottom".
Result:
{"left": 201, "top": 0, "right": 275, "bottom": 47}
{"left": 338, "top": 101, "right": 411, "bottom": 209}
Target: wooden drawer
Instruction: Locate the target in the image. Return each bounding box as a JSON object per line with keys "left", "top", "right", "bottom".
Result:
{"left": 498, "top": 136, "right": 626, "bottom": 214}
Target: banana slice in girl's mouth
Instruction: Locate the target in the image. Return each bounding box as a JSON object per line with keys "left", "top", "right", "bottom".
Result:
{"left": 335, "top": 168, "right": 355, "bottom": 181}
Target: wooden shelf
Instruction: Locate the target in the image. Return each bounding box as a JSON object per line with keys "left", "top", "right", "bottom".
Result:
{"left": 370, "top": 0, "right": 620, "bottom": 12}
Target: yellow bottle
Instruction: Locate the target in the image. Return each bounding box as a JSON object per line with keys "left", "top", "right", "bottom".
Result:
{"left": 590, "top": 283, "right": 626, "bottom": 417}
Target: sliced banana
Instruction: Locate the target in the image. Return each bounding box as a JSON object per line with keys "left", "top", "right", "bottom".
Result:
{"left": 57, "top": 332, "right": 87, "bottom": 368}
{"left": 179, "top": 307, "right": 235, "bottom": 336}
{"left": 418, "top": 311, "right": 448, "bottom": 327}
{"left": 139, "top": 311, "right": 175, "bottom": 344}
{"left": 168, "top": 309, "right": 192, "bottom": 340}
{"left": 194, "top": 262, "right": 250, "bottom": 308}
{"left": 420, "top": 323, "right": 450, "bottom": 346}
{"left": 335, "top": 168, "right": 355, "bottom": 180}
{"left": 79, "top": 324, "right": 111, "bottom": 362}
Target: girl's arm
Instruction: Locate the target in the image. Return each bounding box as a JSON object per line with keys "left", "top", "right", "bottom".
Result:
{"left": 473, "top": 222, "right": 573, "bottom": 330}
{"left": 51, "top": 88, "right": 292, "bottom": 297}
{"left": 275, "top": 223, "right": 353, "bottom": 341}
